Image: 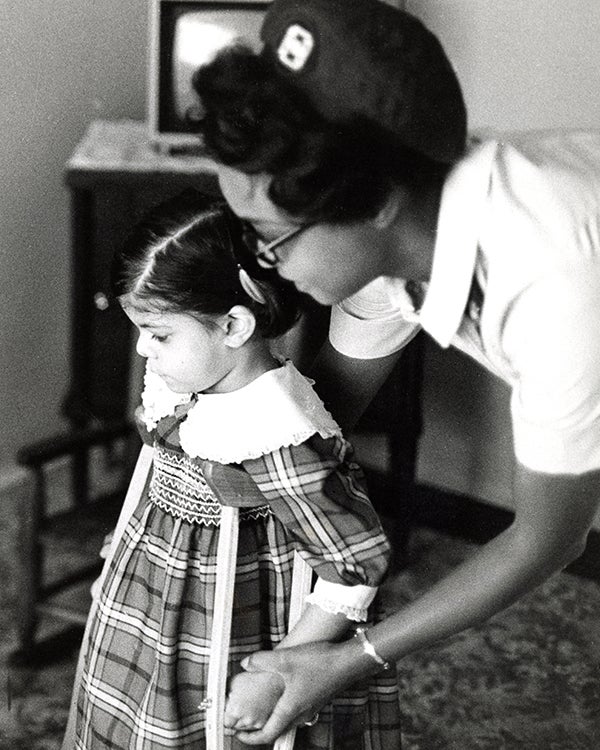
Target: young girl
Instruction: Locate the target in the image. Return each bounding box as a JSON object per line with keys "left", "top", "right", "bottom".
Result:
{"left": 69, "top": 190, "right": 401, "bottom": 749}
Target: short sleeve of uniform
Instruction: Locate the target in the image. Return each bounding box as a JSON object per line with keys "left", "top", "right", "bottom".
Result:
{"left": 505, "top": 272, "right": 600, "bottom": 474}
{"left": 329, "top": 277, "right": 420, "bottom": 359}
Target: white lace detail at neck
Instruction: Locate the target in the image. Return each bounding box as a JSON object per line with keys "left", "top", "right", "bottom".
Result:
{"left": 140, "top": 361, "right": 342, "bottom": 464}
{"left": 140, "top": 370, "right": 192, "bottom": 431}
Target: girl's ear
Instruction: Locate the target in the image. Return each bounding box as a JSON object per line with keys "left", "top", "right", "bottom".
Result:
{"left": 219, "top": 305, "right": 257, "bottom": 348}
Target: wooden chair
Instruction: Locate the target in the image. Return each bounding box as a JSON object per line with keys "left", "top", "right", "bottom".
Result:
{"left": 13, "top": 419, "right": 136, "bottom": 661}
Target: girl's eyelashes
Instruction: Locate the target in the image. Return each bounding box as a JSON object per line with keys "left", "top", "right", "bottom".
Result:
{"left": 135, "top": 325, "right": 171, "bottom": 343}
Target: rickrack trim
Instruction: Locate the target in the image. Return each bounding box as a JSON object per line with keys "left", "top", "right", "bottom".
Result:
{"left": 148, "top": 494, "right": 272, "bottom": 526}
{"left": 148, "top": 445, "right": 271, "bottom": 526}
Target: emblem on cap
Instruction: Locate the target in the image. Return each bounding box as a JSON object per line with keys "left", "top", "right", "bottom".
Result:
{"left": 277, "top": 24, "right": 314, "bottom": 72}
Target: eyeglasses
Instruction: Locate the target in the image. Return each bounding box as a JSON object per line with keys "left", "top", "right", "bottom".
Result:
{"left": 241, "top": 221, "right": 311, "bottom": 269}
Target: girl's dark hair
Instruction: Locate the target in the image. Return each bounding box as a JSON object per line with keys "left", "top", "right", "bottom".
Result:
{"left": 111, "top": 189, "right": 301, "bottom": 339}
{"left": 192, "top": 45, "right": 452, "bottom": 224}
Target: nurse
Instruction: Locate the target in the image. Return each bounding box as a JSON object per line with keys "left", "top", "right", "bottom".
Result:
{"left": 193, "top": 0, "right": 600, "bottom": 742}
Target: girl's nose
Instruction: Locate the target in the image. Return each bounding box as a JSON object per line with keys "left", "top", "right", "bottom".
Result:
{"left": 136, "top": 332, "right": 152, "bottom": 359}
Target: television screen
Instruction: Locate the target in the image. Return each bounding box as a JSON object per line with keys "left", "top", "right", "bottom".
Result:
{"left": 148, "top": 0, "right": 270, "bottom": 152}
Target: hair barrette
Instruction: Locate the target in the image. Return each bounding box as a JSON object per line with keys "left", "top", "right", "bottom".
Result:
{"left": 238, "top": 266, "right": 267, "bottom": 305}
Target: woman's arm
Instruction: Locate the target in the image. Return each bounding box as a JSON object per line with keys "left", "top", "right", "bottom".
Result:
{"left": 234, "top": 464, "right": 600, "bottom": 744}
{"left": 310, "top": 340, "right": 403, "bottom": 431}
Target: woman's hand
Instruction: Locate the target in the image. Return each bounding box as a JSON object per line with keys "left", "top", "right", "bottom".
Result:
{"left": 233, "top": 640, "right": 364, "bottom": 745}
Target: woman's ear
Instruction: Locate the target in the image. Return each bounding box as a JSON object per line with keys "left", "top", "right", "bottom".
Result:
{"left": 220, "top": 305, "right": 257, "bottom": 348}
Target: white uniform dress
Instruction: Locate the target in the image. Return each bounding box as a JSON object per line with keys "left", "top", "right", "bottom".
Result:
{"left": 331, "top": 130, "right": 600, "bottom": 475}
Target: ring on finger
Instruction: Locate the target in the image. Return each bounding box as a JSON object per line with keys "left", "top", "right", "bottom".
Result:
{"left": 304, "top": 712, "right": 320, "bottom": 727}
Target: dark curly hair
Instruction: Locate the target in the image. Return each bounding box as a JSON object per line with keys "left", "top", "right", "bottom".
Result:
{"left": 111, "top": 189, "right": 301, "bottom": 339}
{"left": 192, "top": 44, "right": 452, "bottom": 224}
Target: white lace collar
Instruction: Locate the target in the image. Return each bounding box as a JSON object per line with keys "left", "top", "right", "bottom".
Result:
{"left": 140, "top": 361, "right": 342, "bottom": 464}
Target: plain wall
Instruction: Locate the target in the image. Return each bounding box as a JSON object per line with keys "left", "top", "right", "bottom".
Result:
{"left": 0, "top": 0, "right": 147, "bottom": 480}
{"left": 407, "top": 0, "right": 600, "bottom": 508}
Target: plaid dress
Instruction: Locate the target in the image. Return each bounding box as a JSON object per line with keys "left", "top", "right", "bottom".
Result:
{"left": 73, "top": 364, "right": 402, "bottom": 749}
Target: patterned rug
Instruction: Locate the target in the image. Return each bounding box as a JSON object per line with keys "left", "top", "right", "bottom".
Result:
{"left": 381, "top": 530, "right": 600, "bottom": 749}
{"left": 1, "top": 498, "right": 600, "bottom": 749}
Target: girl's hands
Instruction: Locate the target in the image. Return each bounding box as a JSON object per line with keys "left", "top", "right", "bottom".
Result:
{"left": 224, "top": 671, "right": 284, "bottom": 732}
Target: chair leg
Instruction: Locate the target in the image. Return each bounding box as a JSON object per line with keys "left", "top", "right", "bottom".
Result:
{"left": 16, "top": 467, "right": 45, "bottom": 658}
{"left": 71, "top": 446, "right": 89, "bottom": 507}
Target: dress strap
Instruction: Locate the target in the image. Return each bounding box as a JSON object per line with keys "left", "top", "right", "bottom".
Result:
{"left": 200, "top": 460, "right": 268, "bottom": 508}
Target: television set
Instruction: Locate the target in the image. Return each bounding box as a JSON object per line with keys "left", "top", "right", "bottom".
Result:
{"left": 148, "top": 0, "right": 271, "bottom": 153}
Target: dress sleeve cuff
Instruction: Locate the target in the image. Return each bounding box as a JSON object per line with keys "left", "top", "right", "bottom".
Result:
{"left": 305, "top": 577, "right": 378, "bottom": 622}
